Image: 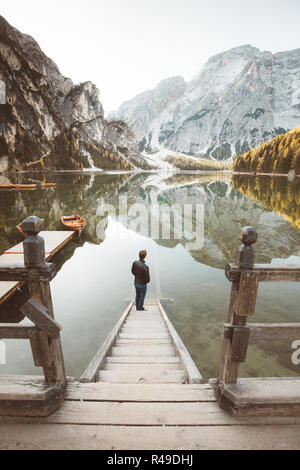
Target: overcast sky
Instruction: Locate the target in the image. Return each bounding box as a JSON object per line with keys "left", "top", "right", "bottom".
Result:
{"left": 2, "top": 0, "right": 300, "bottom": 114}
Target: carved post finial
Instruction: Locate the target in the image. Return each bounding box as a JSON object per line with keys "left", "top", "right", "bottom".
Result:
{"left": 21, "top": 216, "right": 45, "bottom": 268}
{"left": 235, "top": 226, "right": 257, "bottom": 269}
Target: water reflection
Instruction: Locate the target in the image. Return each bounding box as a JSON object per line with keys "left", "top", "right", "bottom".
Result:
{"left": 232, "top": 174, "right": 300, "bottom": 232}
{"left": 0, "top": 171, "right": 299, "bottom": 381}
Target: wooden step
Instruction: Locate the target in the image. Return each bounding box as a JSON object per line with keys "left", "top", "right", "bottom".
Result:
{"left": 39, "top": 400, "right": 300, "bottom": 426}
{"left": 97, "top": 369, "right": 187, "bottom": 384}
{"left": 103, "top": 362, "right": 181, "bottom": 371}
{"left": 66, "top": 382, "right": 216, "bottom": 402}
{"left": 120, "top": 329, "right": 169, "bottom": 336}
{"left": 111, "top": 346, "right": 176, "bottom": 357}
{"left": 118, "top": 333, "right": 170, "bottom": 339}
{"left": 106, "top": 356, "right": 181, "bottom": 364}
{"left": 128, "top": 313, "right": 161, "bottom": 318}
{"left": 124, "top": 320, "right": 165, "bottom": 325}
{"left": 115, "top": 339, "right": 172, "bottom": 345}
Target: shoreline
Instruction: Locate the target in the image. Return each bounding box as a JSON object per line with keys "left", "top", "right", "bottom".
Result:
{"left": 233, "top": 171, "right": 300, "bottom": 178}
{"left": 0, "top": 168, "right": 233, "bottom": 177}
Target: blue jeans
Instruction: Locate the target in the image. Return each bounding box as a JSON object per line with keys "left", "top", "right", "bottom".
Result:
{"left": 134, "top": 281, "right": 147, "bottom": 310}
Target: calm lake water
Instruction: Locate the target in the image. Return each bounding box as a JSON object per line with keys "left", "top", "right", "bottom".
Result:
{"left": 0, "top": 171, "right": 300, "bottom": 381}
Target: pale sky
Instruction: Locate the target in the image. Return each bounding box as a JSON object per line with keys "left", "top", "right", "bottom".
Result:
{"left": 2, "top": 0, "right": 300, "bottom": 114}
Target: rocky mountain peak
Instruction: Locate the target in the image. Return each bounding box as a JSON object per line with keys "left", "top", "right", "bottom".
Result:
{"left": 0, "top": 15, "right": 144, "bottom": 172}
{"left": 111, "top": 44, "right": 300, "bottom": 159}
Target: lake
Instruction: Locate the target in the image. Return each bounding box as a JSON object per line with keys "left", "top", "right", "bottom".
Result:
{"left": 0, "top": 171, "right": 300, "bottom": 382}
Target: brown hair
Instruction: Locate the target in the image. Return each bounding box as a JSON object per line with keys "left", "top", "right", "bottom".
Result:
{"left": 139, "top": 250, "right": 147, "bottom": 260}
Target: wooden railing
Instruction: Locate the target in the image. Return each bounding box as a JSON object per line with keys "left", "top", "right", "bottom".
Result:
{"left": 217, "top": 226, "right": 300, "bottom": 416}
{"left": 0, "top": 216, "right": 66, "bottom": 416}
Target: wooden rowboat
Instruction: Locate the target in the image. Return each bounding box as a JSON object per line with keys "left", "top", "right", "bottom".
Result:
{"left": 61, "top": 214, "right": 86, "bottom": 234}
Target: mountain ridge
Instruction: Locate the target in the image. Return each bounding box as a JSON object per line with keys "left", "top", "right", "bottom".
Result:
{"left": 109, "top": 44, "right": 300, "bottom": 160}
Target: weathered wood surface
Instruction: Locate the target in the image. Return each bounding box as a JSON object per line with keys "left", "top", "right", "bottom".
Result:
{"left": 66, "top": 382, "right": 216, "bottom": 402}
{"left": 230, "top": 327, "right": 250, "bottom": 362}
{"left": 20, "top": 297, "right": 61, "bottom": 338}
{"left": 220, "top": 377, "right": 300, "bottom": 404}
{"left": 219, "top": 378, "right": 300, "bottom": 417}
{"left": 0, "top": 231, "right": 74, "bottom": 304}
{"left": 28, "top": 329, "right": 53, "bottom": 368}
{"left": 4, "top": 399, "right": 300, "bottom": 426}
{"left": 0, "top": 263, "right": 56, "bottom": 281}
{"left": 98, "top": 369, "right": 187, "bottom": 384}
{"left": 0, "top": 375, "right": 64, "bottom": 417}
{"left": 224, "top": 323, "right": 300, "bottom": 340}
{"left": 2, "top": 423, "right": 300, "bottom": 450}
{"left": 90, "top": 300, "right": 203, "bottom": 385}
{"left": 80, "top": 301, "right": 134, "bottom": 383}
{"left": 157, "top": 299, "right": 203, "bottom": 384}
{"left": 1, "top": 380, "right": 300, "bottom": 449}
{"left": 226, "top": 263, "right": 300, "bottom": 282}
{"left": 21, "top": 222, "right": 66, "bottom": 386}
{"left": 235, "top": 271, "right": 259, "bottom": 316}
{"left": 0, "top": 324, "right": 36, "bottom": 339}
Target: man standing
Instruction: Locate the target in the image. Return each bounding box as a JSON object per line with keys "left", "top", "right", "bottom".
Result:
{"left": 131, "top": 250, "right": 150, "bottom": 311}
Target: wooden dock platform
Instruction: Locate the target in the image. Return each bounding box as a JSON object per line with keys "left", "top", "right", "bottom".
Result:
{"left": 1, "top": 378, "right": 300, "bottom": 449}
{"left": 0, "top": 231, "right": 74, "bottom": 305}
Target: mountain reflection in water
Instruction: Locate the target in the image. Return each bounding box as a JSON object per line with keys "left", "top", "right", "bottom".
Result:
{"left": 0, "top": 171, "right": 299, "bottom": 381}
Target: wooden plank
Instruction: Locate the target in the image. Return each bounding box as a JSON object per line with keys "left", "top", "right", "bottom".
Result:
{"left": 98, "top": 370, "right": 186, "bottom": 384}
{"left": 220, "top": 378, "right": 300, "bottom": 405}
{"left": 115, "top": 339, "right": 172, "bottom": 345}
{"left": 28, "top": 329, "right": 53, "bottom": 368}
{"left": 224, "top": 323, "right": 300, "bottom": 341}
{"left": 119, "top": 333, "right": 170, "bottom": 339}
{"left": 106, "top": 356, "right": 180, "bottom": 364}
{"left": 111, "top": 346, "right": 176, "bottom": 356}
{"left": 226, "top": 263, "right": 300, "bottom": 282}
{"left": 2, "top": 423, "right": 300, "bottom": 450}
{"left": 249, "top": 323, "right": 300, "bottom": 340}
{"left": 9, "top": 400, "right": 300, "bottom": 426}
{"left": 157, "top": 300, "right": 203, "bottom": 384}
{"left": 80, "top": 301, "right": 134, "bottom": 383}
{"left": 65, "top": 382, "right": 216, "bottom": 402}
{"left": 0, "top": 376, "right": 64, "bottom": 417}
{"left": 20, "top": 297, "right": 61, "bottom": 338}
{"left": 235, "top": 271, "right": 259, "bottom": 316}
{"left": 103, "top": 363, "right": 181, "bottom": 371}
{"left": 0, "top": 263, "right": 56, "bottom": 281}
{"left": 230, "top": 327, "right": 250, "bottom": 362}
{"left": 219, "top": 378, "right": 300, "bottom": 417}
{"left": 0, "top": 324, "right": 37, "bottom": 339}
{"left": 120, "top": 329, "right": 168, "bottom": 335}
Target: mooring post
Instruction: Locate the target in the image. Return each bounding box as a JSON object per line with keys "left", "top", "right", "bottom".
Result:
{"left": 21, "top": 216, "right": 66, "bottom": 386}
{"left": 218, "top": 226, "right": 259, "bottom": 385}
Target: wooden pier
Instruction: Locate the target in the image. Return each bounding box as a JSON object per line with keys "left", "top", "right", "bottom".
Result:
{"left": 0, "top": 230, "right": 74, "bottom": 305}
{"left": 0, "top": 219, "right": 300, "bottom": 450}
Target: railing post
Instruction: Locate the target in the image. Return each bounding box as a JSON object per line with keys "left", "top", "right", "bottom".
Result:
{"left": 21, "top": 216, "right": 66, "bottom": 387}
{"left": 218, "top": 227, "right": 259, "bottom": 385}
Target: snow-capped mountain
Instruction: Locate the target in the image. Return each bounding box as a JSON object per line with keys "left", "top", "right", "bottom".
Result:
{"left": 109, "top": 45, "right": 300, "bottom": 160}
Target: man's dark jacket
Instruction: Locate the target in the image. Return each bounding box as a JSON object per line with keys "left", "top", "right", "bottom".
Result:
{"left": 131, "top": 259, "right": 150, "bottom": 285}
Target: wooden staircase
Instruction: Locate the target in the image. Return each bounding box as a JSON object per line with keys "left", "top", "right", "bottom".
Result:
{"left": 97, "top": 304, "right": 187, "bottom": 384}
